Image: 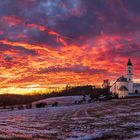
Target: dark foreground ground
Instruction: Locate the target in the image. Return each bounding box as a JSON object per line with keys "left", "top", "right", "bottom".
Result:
{"left": 0, "top": 98, "right": 140, "bottom": 140}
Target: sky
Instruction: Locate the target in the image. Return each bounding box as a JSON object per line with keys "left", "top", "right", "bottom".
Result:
{"left": 0, "top": 0, "right": 140, "bottom": 94}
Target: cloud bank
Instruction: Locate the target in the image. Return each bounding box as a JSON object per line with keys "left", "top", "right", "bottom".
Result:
{"left": 0, "top": 0, "right": 140, "bottom": 92}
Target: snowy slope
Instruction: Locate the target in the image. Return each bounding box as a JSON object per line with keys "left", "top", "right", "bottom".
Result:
{"left": 0, "top": 98, "right": 140, "bottom": 140}
{"left": 32, "top": 95, "right": 83, "bottom": 106}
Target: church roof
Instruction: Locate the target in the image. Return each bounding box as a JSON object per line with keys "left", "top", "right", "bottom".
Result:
{"left": 111, "top": 76, "right": 128, "bottom": 87}
{"left": 118, "top": 86, "right": 128, "bottom": 91}
{"left": 127, "top": 58, "right": 132, "bottom": 66}
{"left": 117, "top": 76, "right": 128, "bottom": 82}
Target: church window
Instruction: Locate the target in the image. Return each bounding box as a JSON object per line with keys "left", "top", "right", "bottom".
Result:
{"left": 129, "top": 70, "right": 131, "bottom": 73}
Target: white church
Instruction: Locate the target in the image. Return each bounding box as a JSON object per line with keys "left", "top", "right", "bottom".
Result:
{"left": 110, "top": 58, "right": 140, "bottom": 98}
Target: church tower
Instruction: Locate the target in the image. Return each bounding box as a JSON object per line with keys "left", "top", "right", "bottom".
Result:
{"left": 127, "top": 58, "right": 133, "bottom": 93}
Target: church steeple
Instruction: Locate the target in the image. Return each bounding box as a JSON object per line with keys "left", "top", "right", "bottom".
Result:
{"left": 127, "top": 58, "right": 133, "bottom": 82}
{"left": 126, "top": 58, "right": 133, "bottom": 93}
{"left": 127, "top": 58, "right": 132, "bottom": 66}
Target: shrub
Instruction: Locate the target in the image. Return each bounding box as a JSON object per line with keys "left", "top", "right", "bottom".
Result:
{"left": 36, "top": 102, "right": 46, "bottom": 108}
{"left": 17, "top": 105, "right": 24, "bottom": 110}
{"left": 52, "top": 102, "right": 58, "bottom": 107}
{"left": 26, "top": 104, "right": 32, "bottom": 109}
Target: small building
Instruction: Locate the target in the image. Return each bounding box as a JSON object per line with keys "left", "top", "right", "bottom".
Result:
{"left": 102, "top": 79, "right": 110, "bottom": 88}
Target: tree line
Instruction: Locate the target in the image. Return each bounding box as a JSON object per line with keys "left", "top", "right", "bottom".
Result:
{"left": 0, "top": 85, "right": 113, "bottom": 107}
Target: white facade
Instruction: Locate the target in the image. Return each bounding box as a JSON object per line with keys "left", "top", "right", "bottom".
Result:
{"left": 126, "top": 61, "right": 133, "bottom": 93}
{"left": 110, "top": 59, "right": 140, "bottom": 98}
{"left": 110, "top": 77, "right": 129, "bottom": 98}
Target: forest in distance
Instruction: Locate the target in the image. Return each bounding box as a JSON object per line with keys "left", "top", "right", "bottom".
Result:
{"left": 0, "top": 85, "right": 111, "bottom": 107}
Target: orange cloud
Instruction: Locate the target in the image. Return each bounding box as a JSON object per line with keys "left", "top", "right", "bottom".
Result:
{"left": 0, "top": 25, "right": 140, "bottom": 94}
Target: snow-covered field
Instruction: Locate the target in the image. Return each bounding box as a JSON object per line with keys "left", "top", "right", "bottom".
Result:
{"left": 0, "top": 98, "right": 140, "bottom": 140}
{"left": 32, "top": 95, "right": 83, "bottom": 106}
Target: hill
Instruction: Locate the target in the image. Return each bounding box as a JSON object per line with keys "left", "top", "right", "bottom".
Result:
{"left": 0, "top": 98, "right": 139, "bottom": 139}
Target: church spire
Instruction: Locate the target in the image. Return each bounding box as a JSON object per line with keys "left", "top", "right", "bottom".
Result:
{"left": 127, "top": 58, "right": 133, "bottom": 93}
{"left": 127, "top": 58, "right": 132, "bottom": 66}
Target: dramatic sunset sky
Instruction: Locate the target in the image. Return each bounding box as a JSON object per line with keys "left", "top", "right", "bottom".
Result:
{"left": 0, "top": 0, "right": 140, "bottom": 94}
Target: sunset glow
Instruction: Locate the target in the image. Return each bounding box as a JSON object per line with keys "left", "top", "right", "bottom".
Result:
{"left": 0, "top": 0, "right": 140, "bottom": 94}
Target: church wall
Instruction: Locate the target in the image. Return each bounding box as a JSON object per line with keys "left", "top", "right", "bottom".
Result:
{"left": 110, "top": 81, "right": 129, "bottom": 97}
{"left": 128, "top": 82, "right": 133, "bottom": 93}
{"left": 110, "top": 84, "right": 117, "bottom": 94}
{"left": 134, "top": 86, "right": 140, "bottom": 94}
{"left": 118, "top": 91, "right": 128, "bottom": 98}
{"left": 126, "top": 64, "right": 133, "bottom": 82}
{"left": 116, "top": 81, "right": 128, "bottom": 91}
